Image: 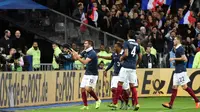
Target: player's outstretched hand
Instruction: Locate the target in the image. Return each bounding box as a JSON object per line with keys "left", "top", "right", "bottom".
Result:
{"left": 71, "top": 49, "right": 79, "bottom": 60}
{"left": 103, "top": 71, "right": 107, "bottom": 78}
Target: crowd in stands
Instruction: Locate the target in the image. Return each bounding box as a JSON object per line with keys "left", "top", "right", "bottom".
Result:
{"left": 33, "top": 0, "right": 200, "bottom": 67}
{"left": 67, "top": 0, "right": 200, "bottom": 69}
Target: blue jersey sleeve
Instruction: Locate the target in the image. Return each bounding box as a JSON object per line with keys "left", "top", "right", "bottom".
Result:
{"left": 179, "top": 47, "right": 185, "bottom": 56}
{"left": 105, "top": 59, "right": 114, "bottom": 71}
{"left": 87, "top": 52, "right": 95, "bottom": 60}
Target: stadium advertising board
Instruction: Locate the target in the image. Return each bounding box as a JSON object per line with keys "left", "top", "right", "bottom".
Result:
{"left": 0, "top": 69, "right": 200, "bottom": 108}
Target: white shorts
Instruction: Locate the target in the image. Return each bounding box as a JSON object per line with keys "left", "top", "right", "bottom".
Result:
{"left": 118, "top": 67, "right": 138, "bottom": 86}
{"left": 173, "top": 72, "right": 190, "bottom": 86}
{"left": 111, "top": 76, "right": 129, "bottom": 90}
{"left": 80, "top": 75, "right": 98, "bottom": 89}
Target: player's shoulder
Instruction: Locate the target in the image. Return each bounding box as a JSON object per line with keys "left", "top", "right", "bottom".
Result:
{"left": 127, "top": 39, "right": 138, "bottom": 46}
{"left": 88, "top": 50, "right": 97, "bottom": 56}
{"left": 177, "top": 45, "right": 184, "bottom": 51}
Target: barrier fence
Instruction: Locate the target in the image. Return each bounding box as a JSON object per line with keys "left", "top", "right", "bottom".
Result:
{"left": 0, "top": 69, "right": 200, "bottom": 108}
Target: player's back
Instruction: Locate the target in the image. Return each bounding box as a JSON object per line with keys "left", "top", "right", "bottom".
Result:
{"left": 122, "top": 39, "right": 140, "bottom": 69}
{"left": 112, "top": 50, "right": 123, "bottom": 74}
{"left": 175, "top": 45, "right": 186, "bottom": 73}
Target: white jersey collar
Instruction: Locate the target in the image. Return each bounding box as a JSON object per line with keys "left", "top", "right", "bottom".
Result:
{"left": 85, "top": 47, "right": 93, "bottom": 52}
{"left": 175, "top": 44, "right": 182, "bottom": 49}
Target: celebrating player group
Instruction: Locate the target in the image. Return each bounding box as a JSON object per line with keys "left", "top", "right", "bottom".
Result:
{"left": 71, "top": 30, "right": 200, "bottom": 111}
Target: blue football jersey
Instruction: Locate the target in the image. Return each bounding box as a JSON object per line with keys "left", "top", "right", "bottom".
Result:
{"left": 122, "top": 39, "right": 140, "bottom": 69}
{"left": 85, "top": 49, "right": 98, "bottom": 75}
{"left": 174, "top": 45, "right": 186, "bottom": 73}
{"left": 105, "top": 50, "right": 124, "bottom": 76}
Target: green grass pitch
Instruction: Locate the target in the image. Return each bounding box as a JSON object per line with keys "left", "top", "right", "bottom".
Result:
{"left": 17, "top": 97, "right": 199, "bottom": 112}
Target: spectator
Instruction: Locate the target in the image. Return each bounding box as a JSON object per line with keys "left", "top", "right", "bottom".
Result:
{"left": 97, "top": 44, "right": 109, "bottom": 64}
{"left": 72, "top": 43, "right": 77, "bottom": 51}
{"left": 52, "top": 43, "right": 62, "bottom": 70}
{"left": 169, "top": 48, "right": 176, "bottom": 68}
{"left": 62, "top": 47, "right": 74, "bottom": 70}
{"left": 165, "top": 30, "right": 176, "bottom": 52}
{"left": 184, "top": 37, "right": 196, "bottom": 68}
{"left": 97, "top": 4, "right": 110, "bottom": 32}
{"left": 148, "top": 42, "right": 157, "bottom": 57}
{"left": 110, "top": 8, "right": 119, "bottom": 31}
{"left": 72, "top": 2, "right": 84, "bottom": 21}
{"left": 137, "top": 38, "right": 145, "bottom": 56}
{"left": 130, "top": 11, "right": 142, "bottom": 31}
{"left": 113, "top": 17, "right": 128, "bottom": 39}
{"left": 104, "top": 46, "right": 112, "bottom": 66}
{"left": 192, "top": 51, "right": 200, "bottom": 68}
{"left": 27, "top": 42, "right": 41, "bottom": 71}
{"left": 149, "top": 26, "right": 165, "bottom": 54}
{"left": 193, "top": 33, "right": 200, "bottom": 52}
{"left": 0, "top": 30, "right": 12, "bottom": 55}
{"left": 139, "top": 26, "right": 149, "bottom": 48}
{"left": 8, "top": 48, "right": 24, "bottom": 71}
{"left": 140, "top": 46, "right": 157, "bottom": 68}
{"left": 12, "top": 30, "right": 26, "bottom": 54}
{"left": 195, "top": 21, "right": 200, "bottom": 35}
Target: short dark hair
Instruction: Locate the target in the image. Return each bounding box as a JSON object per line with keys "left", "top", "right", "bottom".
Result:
{"left": 52, "top": 43, "right": 58, "bottom": 46}
{"left": 85, "top": 40, "right": 94, "bottom": 46}
{"left": 4, "top": 30, "right": 9, "bottom": 34}
{"left": 145, "top": 45, "right": 151, "bottom": 51}
{"left": 115, "top": 42, "right": 123, "bottom": 48}
{"left": 152, "top": 26, "right": 157, "bottom": 30}
{"left": 33, "top": 41, "right": 38, "bottom": 44}
{"left": 128, "top": 30, "right": 136, "bottom": 39}
{"left": 77, "top": 2, "right": 83, "bottom": 8}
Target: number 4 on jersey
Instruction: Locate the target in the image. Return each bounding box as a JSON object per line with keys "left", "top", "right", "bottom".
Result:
{"left": 131, "top": 46, "right": 136, "bottom": 57}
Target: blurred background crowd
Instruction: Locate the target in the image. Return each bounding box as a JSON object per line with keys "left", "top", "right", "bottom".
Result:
{"left": 0, "top": 0, "right": 200, "bottom": 71}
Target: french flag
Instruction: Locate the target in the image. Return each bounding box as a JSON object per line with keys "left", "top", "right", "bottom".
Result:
{"left": 157, "top": 0, "right": 172, "bottom": 6}
{"left": 179, "top": 11, "right": 196, "bottom": 24}
{"left": 142, "top": 0, "right": 157, "bottom": 10}
{"left": 166, "top": 5, "right": 171, "bottom": 15}
{"left": 88, "top": 3, "right": 98, "bottom": 22}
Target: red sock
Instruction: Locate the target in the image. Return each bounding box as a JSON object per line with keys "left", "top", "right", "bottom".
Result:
{"left": 113, "top": 85, "right": 123, "bottom": 105}
{"left": 111, "top": 88, "right": 117, "bottom": 103}
{"left": 131, "top": 87, "right": 138, "bottom": 105}
{"left": 122, "top": 90, "right": 129, "bottom": 105}
{"left": 82, "top": 91, "right": 88, "bottom": 106}
{"left": 88, "top": 90, "right": 98, "bottom": 101}
{"left": 185, "top": 87, "right": 199, "bottom": 102}
{"left": 169, "top": 89, "right": 177, "bottom": 106}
